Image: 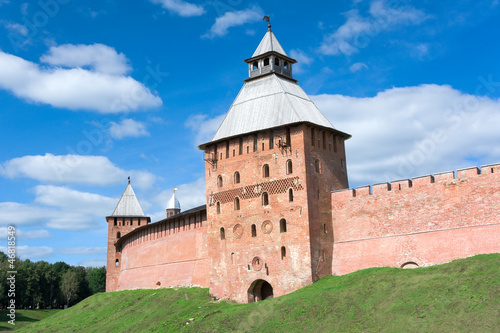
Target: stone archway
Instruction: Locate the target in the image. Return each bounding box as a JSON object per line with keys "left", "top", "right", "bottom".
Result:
{"left": 247, "top": 279, "right": 274, "bottom": 303}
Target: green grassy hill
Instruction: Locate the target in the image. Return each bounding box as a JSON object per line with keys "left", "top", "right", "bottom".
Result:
{"left": 19, "top": 254, "right": 500, "bottom": 332}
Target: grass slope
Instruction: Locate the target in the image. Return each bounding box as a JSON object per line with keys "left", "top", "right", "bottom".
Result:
{"left": 19, "top": 254, "right": 500, "bottom": 333}
{"left": 0, "top": 309, "right": 60, "bottom": 331}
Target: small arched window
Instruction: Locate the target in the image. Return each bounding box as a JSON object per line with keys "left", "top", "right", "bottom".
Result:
{"left": 264, "top": 57, "right": 270, "bottom": 66}
{"left": 262, "top": 192, "right": 269, "bottom": 206}
{"left": 286, "top": 159, "right": 293, "bottom": 174}
{"left": 117, "top": 232, "right": 121, "bottom": 239}
{"left": 288, "top": 188, "right": 294, "bottom": 202}
{"left": 284, "top": 61, "right": 289, "bottom": 69}
{"left": 251, "top": 224, "right": 257, "bottom": 237}
{"left": 234, "top": 197, "right": 240, "bottom": 211}
{"left": 274, "top": 57, "right": 280, "bottom": 66}
{"left": 280, "top": 219, "right": 287, "bottom": 233}
{"left": 281, "top": 246, "right": 286, "bottom": 260}
{"left": 253, "top": 61, "right": 258, "bottom": 70}
{"left": 234, "top": 171, "right": 240, "bottom": 184}
{"left": 115, "top": 259, "right": 119, "bottom": 267}
{"left": 220, "top": 227, "right": 225, "bottom": 240}
{"left": 315, "top": 159, "right": 320, "bottom": 173}
{"left": 113, "top": 217, "right": 117, "bottom": 226}
{"left": 216, "top": 202, "right": 221, "bottom": 214}
{"left": 217, "top": 175, "right": 223, "bottom": 188}
{"left": 263, "top": 164, "right": 270, "bottom": 178}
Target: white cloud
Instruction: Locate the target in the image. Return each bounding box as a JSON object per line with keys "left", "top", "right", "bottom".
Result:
{"left": 349, "top": 62, "right": 368, "bottom": 72}
{"left": 185, "top": 114, "right": 225, "bottom": 145}
{"left": 319, "top": 0, "right": 428, "bottom": 56}
{"left": 0, "top": 245, "right": 54, "bottom": 259}
{"left": 79, "top": 258, "right": 107, "bottom": 267}
{"left": 312, "top": 84, "right": 500, "bottom": 186}
{"left": 289, "top": 49, "right": 313, "bottom": 74}
{"left": 0, "top": 202, "right": 56, "bottom": 225}
{"left": 150, "top": 0, "right": 205, "bottom": 17}
{"left": 0, "top": 48, "right": 162, "bottom": 113}
{"left": 0, "top": 201, "right": 98, "bottom": 231}
{"left": 204, "top": 6, "right": 262, "bottom": 38}
{"left": 0, "top": 186, "right": 114, "bottom": 231}
{"left": 109, "top": 119, "right": 150, "bottom": 139}
{"left": 0, "top": 154, "right": 156, "bottom": 188}
{"left": 41, "top": 43, "right": 131, "bottom": 75}
{"left": 4, "top": 22, "right": 28, "bottom": 36}
{"left": 34, "top": 185, "right": 117, "bottom": 217}
{"left": 59, "top": 246, "right": 107, "bottom": 255}
{"left": 0, "top": 227, "right": 52, "bottom": 239}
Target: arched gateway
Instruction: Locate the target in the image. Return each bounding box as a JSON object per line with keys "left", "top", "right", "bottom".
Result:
{"left": 248, "top": 279, "right": 274, "bottom": 302}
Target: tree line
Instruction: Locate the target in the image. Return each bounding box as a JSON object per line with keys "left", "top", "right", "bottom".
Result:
{"left": 0, "top": 252, "right": 106, "bottom": 309}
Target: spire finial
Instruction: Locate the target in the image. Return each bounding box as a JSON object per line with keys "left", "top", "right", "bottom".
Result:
{"left": 263, "top": 10, "right": 271, "bottom": 31}
{"left": 128, "top": 176, "right": 130, "bottom": 184}
{"left": 173, "top": 187, "right": 178, "bottom": 194}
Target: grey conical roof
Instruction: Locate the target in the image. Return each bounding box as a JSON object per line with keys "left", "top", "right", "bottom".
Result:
{"left": 112, "top": 183, "right": 145, "bottom": 216}
{"left": 208, "top": 73, "right": 337, "bottom": 143}
{"left": 252, "top": 29, "right": 287, "bottom": 57}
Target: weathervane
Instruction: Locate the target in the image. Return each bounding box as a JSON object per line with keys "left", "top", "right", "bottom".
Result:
{"left": 263, "top": 10, "right": 271, "bottom": 30}
{"left": 128, "top": 176, "right": 130, "bottom": 184}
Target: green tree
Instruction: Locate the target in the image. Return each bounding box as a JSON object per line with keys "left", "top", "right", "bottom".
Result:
{"left": 87, "top": 266, "right": 106, "bottom": 294}
{"left": 60, "top": 270, "right": 79, "bottom": 307}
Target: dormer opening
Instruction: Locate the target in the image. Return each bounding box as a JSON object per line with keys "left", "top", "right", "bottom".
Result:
{"left": 264, "top": 57, "right": 270, "bottom": 66}
{"left": 274, "top": 57, "right": 280, "bottom": 66}
{"left": 252, "top": 61, "right": 258, "bottom": 70}
{"left": 284, "top": 61, "right": 289, "bottom": 70}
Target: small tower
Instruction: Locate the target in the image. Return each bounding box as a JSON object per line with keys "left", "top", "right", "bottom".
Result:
{"left": 106, "top": 178, "right": 150, "bottom": 292}
{"left": 166, "top": 187, "right": 181, "bottom": 218}
{"left": 244, "top": 19, "right": 296, "bottom": 81}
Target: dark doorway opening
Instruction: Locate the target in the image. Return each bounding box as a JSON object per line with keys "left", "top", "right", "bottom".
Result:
{"left": 247, "top": 279, "right": 274, "bottom": 302}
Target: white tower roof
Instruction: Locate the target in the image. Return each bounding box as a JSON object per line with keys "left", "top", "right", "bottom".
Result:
{"left": 111, "top": 181, "right": 145, "bottom": 216}
{"left": 199, "top": 27, "right": 350, "bottom": 149}
{"left": 167, "top": 188, "right": 181, "bottom": 210}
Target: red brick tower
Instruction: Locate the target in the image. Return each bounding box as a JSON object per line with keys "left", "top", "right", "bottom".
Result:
{"left": 106, "top": 179, "right": 150, "bottom": 292}
{"left": 199, "top": 24, "right": 351, "bottom": 302}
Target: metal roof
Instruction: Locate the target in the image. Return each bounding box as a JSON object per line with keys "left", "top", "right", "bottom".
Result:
{"left": 111, "top": 183, "right": 145, "bottom": 217}
{"left": 252, "top": 29, "right": 287, "bottom": 58}
{"left": 208, "top": 73, "right": 337, "bottom": 143}
{"left": 167, "top": 190, "right": 181, "bottom": 210}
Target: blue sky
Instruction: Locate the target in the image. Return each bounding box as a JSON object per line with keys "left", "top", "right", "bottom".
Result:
{"left": 0, "top": 0, "right": 499, "bottom": 266}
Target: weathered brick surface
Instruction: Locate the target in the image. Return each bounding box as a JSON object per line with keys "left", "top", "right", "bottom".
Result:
{"left": 117, "top": 223, "right": 209, "bottom": 290}
{"left": 106, "top": 128, "right": 500, "bottom": 302}
{"left": 106, "top": 212, "right": 209, "bottom": 292}
{"left": 331, "top": 163, "right": 500, "bottom": 275}
{"left": 204, "top": 124, "right": 348, "bottom": 302}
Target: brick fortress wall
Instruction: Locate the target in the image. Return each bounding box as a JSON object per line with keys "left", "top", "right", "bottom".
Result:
{"left": 331, "top": 164, "right": 500, "bottom": 275}
{"left": 107, "top": 210, "right": 209, "bottom": 292}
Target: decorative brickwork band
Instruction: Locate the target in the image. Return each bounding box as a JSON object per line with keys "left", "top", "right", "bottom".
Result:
{"left": 212, "top": 176, "right": 304, "bottom": 204}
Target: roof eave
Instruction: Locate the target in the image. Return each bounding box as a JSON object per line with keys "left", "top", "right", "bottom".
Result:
{"left": 106, "top": 215, "right": 151, "bottom": 222}
{"left": 244, "top": 51, "right": 297, "bottom": 64}
{"left": 198, "top": 121, "right": 351, "bottom": 150}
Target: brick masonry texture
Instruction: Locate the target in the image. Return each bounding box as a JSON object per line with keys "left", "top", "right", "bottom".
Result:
{"left": 331, "top": 164, "right": 500, "bottom": 275}
{"left": 106, "top": 130, "right": 500, "bottom": 302}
